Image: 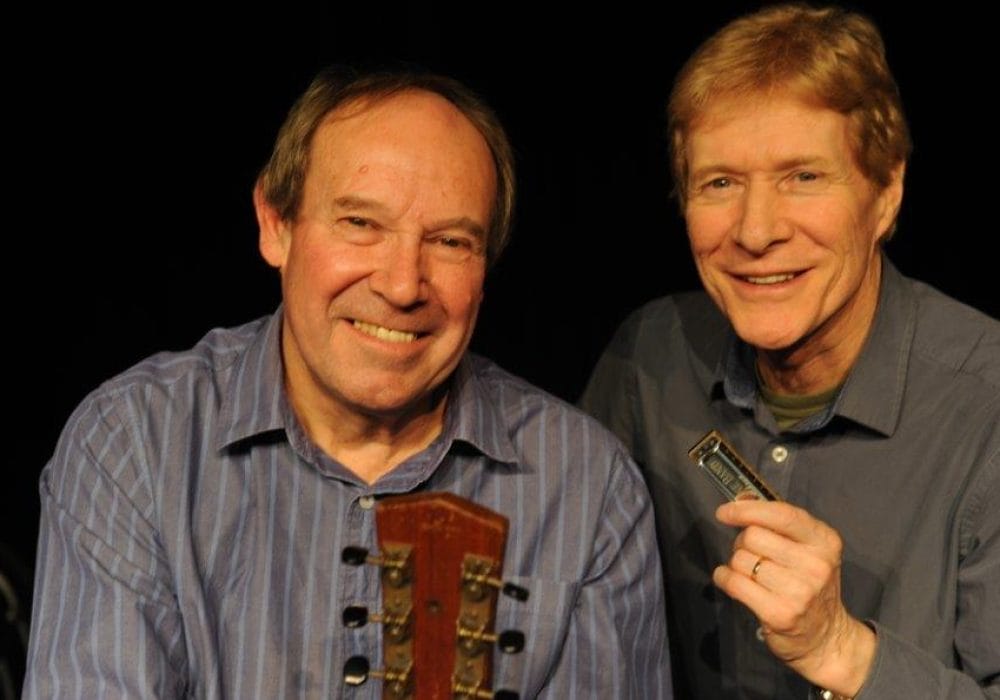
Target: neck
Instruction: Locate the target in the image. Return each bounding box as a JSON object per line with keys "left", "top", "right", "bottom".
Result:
{"left": 291, "top": 387, "right": 449, "bottom": 484}
{"left": 757, "top": 258, "right": 882, "bottom": 396}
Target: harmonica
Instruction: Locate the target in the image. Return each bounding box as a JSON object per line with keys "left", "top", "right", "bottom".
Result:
{"left": 687, "top": 430, "right": 780, "bottom": 502}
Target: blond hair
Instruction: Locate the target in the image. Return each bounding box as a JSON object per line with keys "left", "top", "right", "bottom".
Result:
{"left": 669, "top": 4, "right": 911, "bottom": 205}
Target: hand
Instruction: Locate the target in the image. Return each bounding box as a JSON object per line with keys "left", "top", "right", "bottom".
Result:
{"left": 713, "top": 500, "right": 876, "bottom": 697}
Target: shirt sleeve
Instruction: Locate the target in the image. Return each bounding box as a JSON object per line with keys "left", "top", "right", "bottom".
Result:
{"left": 577, "top": 317, "right": 642, "bottom": 457}
{"left": 539, "top": 448, "right": 673, "bottom": 699}
{"left": 856, "top": 446, "right": 1000, "bottom": 700}
{"left": 22, "top": 391, "right": 189, "bottom": 699}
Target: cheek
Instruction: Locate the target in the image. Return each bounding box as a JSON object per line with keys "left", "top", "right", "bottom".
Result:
{"left": 285, "top": 237, "right": 371, "bottom": 301}
{"left": 808, "top": 196, "right": 880, "bottom": 250}
{"left": 685, "top": 207, "right": 730, "bottom": 257}
{"left": 437, "top": 268, "right": 486, "bottom": 322}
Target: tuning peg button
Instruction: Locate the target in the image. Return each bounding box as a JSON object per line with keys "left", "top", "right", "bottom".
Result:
{"left": 497, "top": 630, "right": 525, "bottom": 654}
{"left": 341, "top": 546, "right": 369, "bottom": 566}
{"left": 501, "top": 583, "right": 529, "bottom": 602}
{"left": 343, "top": 655, "right": 413, "bottom": 694}
{"left": 343, "top": 606, "right": 368, "bottom": 628}
{"left": 343, "top": 656, "right": 370, "bottom": 686}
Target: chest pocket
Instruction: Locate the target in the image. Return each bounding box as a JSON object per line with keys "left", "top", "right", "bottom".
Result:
{"left": 490, "top": 576, "right": 581, "bottom": 698}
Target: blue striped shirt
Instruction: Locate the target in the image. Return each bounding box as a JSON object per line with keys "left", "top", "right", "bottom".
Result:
{"left": 24, "top": 310, "right": 671, "bottom": 698}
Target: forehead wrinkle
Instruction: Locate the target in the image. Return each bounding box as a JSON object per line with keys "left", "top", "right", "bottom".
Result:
{"left": 332, "top": 195, "right": 486, "bottom": 240}
{"left": 333, "top": 195, "right": 392, "bottom": 213}
{"left": 690, "top": 153, "right": 830, "bottom": 178}
{"left": 692, "top": 93, "right": 847, "bottom": 143}
{"left": 308, "top": 90, "right": 495, "bottom": 239}
{"left": 426, "top": 216, "right": 487, "bottom": 239}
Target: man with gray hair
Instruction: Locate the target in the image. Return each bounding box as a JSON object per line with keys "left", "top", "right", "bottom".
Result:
{"left": 24, "top": 66, "right": 671, "bottom": 698}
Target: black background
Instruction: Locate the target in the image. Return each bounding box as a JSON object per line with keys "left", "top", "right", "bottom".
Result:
{"left": 6, "top": 2, "right": 997, "bottom": 609}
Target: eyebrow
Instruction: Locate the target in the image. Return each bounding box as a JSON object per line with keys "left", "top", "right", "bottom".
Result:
{"left": 689, "top": 155, "right": 832, "bottom": 182}
{"left": 334, "top": 195, "right": 391, "bottom": 214}
{"left": 334, "top": 195, "right": 487, "bottom": 239}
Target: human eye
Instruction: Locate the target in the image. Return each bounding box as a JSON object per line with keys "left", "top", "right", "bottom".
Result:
{"left": 691, "top": 174, "right": 739, "bottom": 201}
{"left": 337, "top": 215, "right": 375, "bottom": 230}
{"left": 437, "top": 236, "right": 471, "bottom": 249}
{"left": 335, "top": 216, "right": 381, "bottom": 244}
{"left": 426, "top": 232, "right": 483, "bottom": 261}
{"left": 788, "top": 169, "right": 828, "bottom": 186}
{"left": 784, "top": 169, "right": 828, "bottom": 193}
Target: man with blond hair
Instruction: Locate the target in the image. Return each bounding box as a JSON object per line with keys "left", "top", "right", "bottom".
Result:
{"left": 583, "top": 5, "right": 998, "bottom": 698}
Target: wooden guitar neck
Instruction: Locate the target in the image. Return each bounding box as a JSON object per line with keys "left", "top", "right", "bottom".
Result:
{"left": 343, "top": 492, "right": 526, "bottom": 699}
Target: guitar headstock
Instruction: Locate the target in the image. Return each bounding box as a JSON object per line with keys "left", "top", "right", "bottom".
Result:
{"left": 342, "top": 492, "right": 528, "bottom": 699}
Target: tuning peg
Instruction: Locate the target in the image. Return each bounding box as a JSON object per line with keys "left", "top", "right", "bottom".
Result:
{"left": 461, "top": 556, "right": 530, "bottom": 603}
{"left": 342, "top": 605, "right": 369, "bottom": 628}
{"left": 343, "top": 655, "right": 413, "bottom": 695}
{"left": 452, "top": 679, "right": 521, "bottom": 700}
{"left": 341, "top": 544, "right": 413, "bottom": 587}
{"left": 457, "top": 622, "right": 526, "bottom": 656}
{"left": 459, "top": 628, "right": 525, "bottom": 655}
{"left": 341, "top": 546, "right": 370, "bottom": 566}
{"left": 501, "top": 583, "right": 529, "bottom": 601}
{"left": 342, "top": 604, "right": 413, "bottom": 642}
{"left": 497, "top": 630, "right": 525, "bottom": 654}
{"left": 343, "top": 656, "right": 370, "bottom": 686}
{"left": 462, "top": 576, "right": 530, "bottom": 603}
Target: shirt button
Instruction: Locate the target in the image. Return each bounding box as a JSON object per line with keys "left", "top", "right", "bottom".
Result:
{"left": 755, "top": 625, "right": 767, "bottom": 642}
{"left": 771, "top": 445, "right": 789, "bottom": 463}
{"left": 358, "top": 495, "right": 376, "bottom": 510}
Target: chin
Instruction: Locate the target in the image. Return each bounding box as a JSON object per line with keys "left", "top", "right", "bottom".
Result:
{"left": 354, "top": 381, "right": 449, "bottom": 418}
{"left": 731, "top": 319, "right": 807, "bottom": 352}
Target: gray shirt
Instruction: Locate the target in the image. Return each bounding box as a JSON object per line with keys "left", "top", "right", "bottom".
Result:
{"left": 25, "top": 309, "right": 672, "bottom": 699}
{"left": 581, "top": 260, "right": 999, "bottom": 699}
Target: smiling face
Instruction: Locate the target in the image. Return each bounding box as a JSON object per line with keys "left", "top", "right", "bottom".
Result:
{"left": 683, "top": 93, "right": 903, "bottom": 363}
{"left": 257, "top": 90, "right": 495, "bottom": 430}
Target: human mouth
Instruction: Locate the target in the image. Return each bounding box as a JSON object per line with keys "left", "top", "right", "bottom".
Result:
{"left": 742, "top": 273, "right": 797, "bottom": 285}
{"left": 352, "top": 320, "right": 418, "bottom": 343}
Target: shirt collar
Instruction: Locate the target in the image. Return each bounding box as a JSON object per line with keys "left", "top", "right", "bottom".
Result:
{"left": 215, "top": 308, "right": 287, "bottom": 450}
{"left": 834, "top": 258, "right": 914, "bottom": 435}
{"left": 439, "top": 354, "right": 520, "bottom": 466}
{"left": 717, "top": 255, "right": 915, "bottom": 436}
{"left": 214, "top": 310, "right": 520, "bottom": 464}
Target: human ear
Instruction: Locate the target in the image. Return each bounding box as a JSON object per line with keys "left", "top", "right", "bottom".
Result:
{"left": 875, "top": 162, "right": 905, "bottom": 241}
{"left": 254, "top": 183, "right": 291, "bottom": 269}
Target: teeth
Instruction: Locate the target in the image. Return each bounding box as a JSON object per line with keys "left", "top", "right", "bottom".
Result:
{"left": 353, "top": 320, "right": 418, "bottom": 343}
{"left": 745, "top": 273, "right": 795, "bottom": 285}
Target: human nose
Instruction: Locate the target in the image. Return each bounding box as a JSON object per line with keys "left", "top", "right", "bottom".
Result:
{"left": 368, "top": 236, "right": 428, "bottom": 307}
{"left": 733, "top": 182, "right": 790, "bottom": 253}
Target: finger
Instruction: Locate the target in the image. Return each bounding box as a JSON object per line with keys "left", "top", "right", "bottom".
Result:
{"left": 734, "top": 524, "right": 810, "bottom": 570}
{"left": 713, "top": 563, "right": 782, "bottom": 620}
{"left": 729, "top": 548, "right": 767, "bottom": 583}
{"left": 732, "top": 536, "right": 840, "bottom": 604}
{"left": 717, "top": 500, "right": 836, "bottom": 548}
{"left": 729, "top": 547, "right": 810, "bottom": 598}
{"left": 713, "top": 562, "right": 815, "bottom": 636}
{"left": 717, "top": 500, "right": 805, "bottom": 534}
{"left": 751, "top": 524, "right": 843, "bottom": 584}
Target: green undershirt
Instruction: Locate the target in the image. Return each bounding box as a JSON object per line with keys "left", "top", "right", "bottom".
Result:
{"left": 757, "top": 373, "right": 842, "bottom": 431}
